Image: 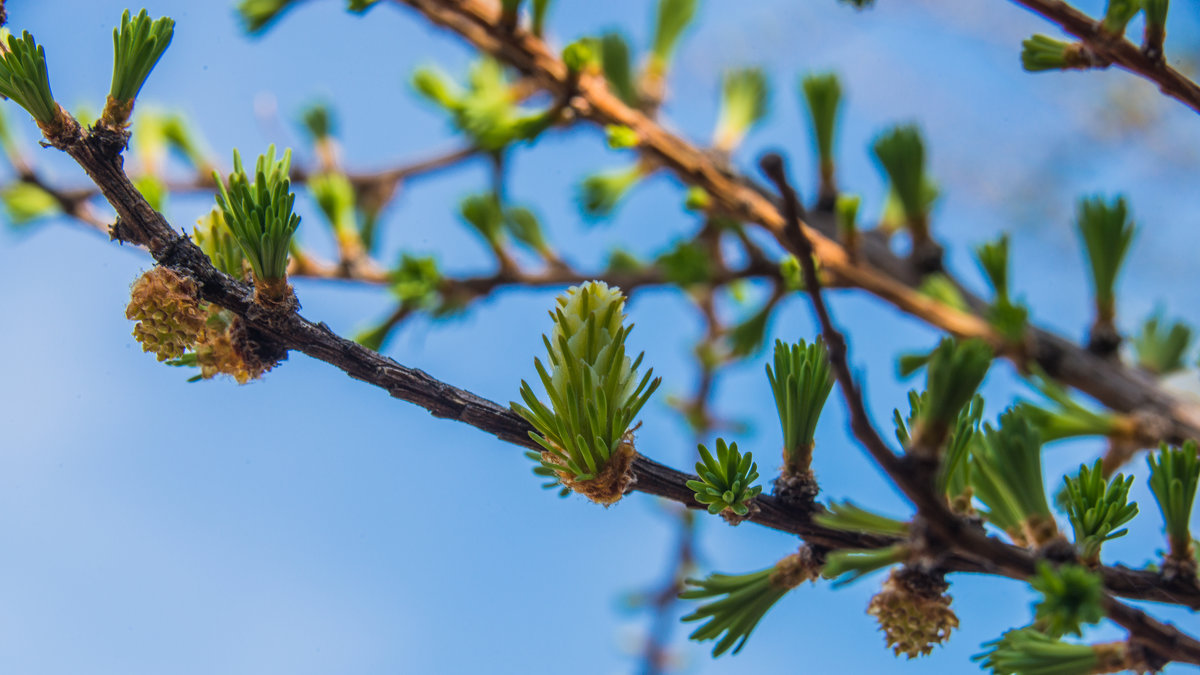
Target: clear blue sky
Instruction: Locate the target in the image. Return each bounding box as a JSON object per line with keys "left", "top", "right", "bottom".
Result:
{"left": 1, "top": 1, "right": 1198, "bottom": 673}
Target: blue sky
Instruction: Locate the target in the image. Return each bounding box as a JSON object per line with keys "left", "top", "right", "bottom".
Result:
{"left": 1, "top": 1, "right": 1199, "bottom": 673}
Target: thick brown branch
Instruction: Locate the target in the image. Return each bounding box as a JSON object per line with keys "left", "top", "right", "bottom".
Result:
{"left": 41, "top": 118, "right": 1200, "bottom": 617}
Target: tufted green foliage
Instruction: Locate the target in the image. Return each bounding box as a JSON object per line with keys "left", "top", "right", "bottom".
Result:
{"left": 512, "top": 282, "right": 661, "bottom": 484}
{"left": 1, "top": 180, "right": 59, "bottom": 225}
{"left": 1133, "top": 312, "right": 1193, "bottom": 376}
{"left": 976, "top": 628, "right": 1104, "bottom": 675}
{"left": 1077, "top": 195, "right": 1135, "bottom": 322}
{"left": 212, "top": 145, "right": 300, "bottom": 282}
{"left": 895, "top": 391, "right": 982, "bottom": 499}
{"left": 714, "top": 67, "right": 768, "bottom": 152}
{"left": 579, "top": 164, "right": 644, "bottom": 219}
{"left": 1101, "top": 0, "right": 1141, "bottom": 36}
{"left": 765, "top": 339, "right": 834, "bottom": 472}
{"left": 1062, "top": 460, "right": 1137, "bottom": 564}
{"left": 910, "top": 338, "right": 991, "bottom": 450}
{"left": 412, "top": 59, "right": 556, "bottom": 151}
{"left": 108, "top": 9, "right": 175, "bottom": 112}
{"left": 821, "top": 545, "right": 907, "bottom": 586}
{"left": 0, "top": 31, "right": 58, "bottom": 126}
{"left": 686, "top": 438, "right": 762, "bottom": 516}
{"left": 1030, "top": 563, "right": 1105, "bottom": 638}
{"left": 1021, "top": 35, "right": 1078, "bottom": 72}
{"left": 680, "top": 554, "right": 809, "bottom": 657}
{"left": 873, "top": 125, "right": 927, "bottom": 230}
{"left": 1018, "top": 372, "right": 1125, "bottom": 443}
{"left": 237, "top": 0, "right": 302, "bottom": 34}
{"left": 815, "top": 501, "right": 909, "bottom": 537}
{"left": 971, "top": 407, "right": 1054, "bottom": 543}
{"left": 1148, "top": 440, "right": 1200, "bottom": 555}
{"left": 651, "top": 0, "right": 698, "bottom": 65}
{"left": 800, "top": 72, "right": 842, "bottom": 171}
{"left": 193, "top": 207, "right": 246, "bottom": 280}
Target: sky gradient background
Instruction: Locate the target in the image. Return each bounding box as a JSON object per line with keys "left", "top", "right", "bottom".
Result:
{"left": 1, "top": 0, "right": 1200, "bottom": 673}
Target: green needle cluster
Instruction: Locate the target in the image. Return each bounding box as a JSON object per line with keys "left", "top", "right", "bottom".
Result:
{"left": 192, "top": 207, "right": 246, "bottom": 280}
{"left": 1, "top": 180, "right": 59, "bottom": 225}
{"left": 300, "top": 102, "right": 335, "bottom": 142}
{"left": 895, "top": 390, "right": 982, "bottom": 502}
{"left": 1133, "top": 311, "right": 1193, "bottom": 376}
{"left": 512, "top": 282, "right": 661, "bottom": 503}
{"left": 578, "top": 164, "right": 644, "bottom": 219}
{"left": 1021, "top": 35, "right": 1086, "bottom": 72}
{"left": 801, "top": 72, "right": 842, "bottom": 202}
{"left": 650, "top": 0, "right": 697, "bottom": 72}
{"left": 821, "top": 545, "right": 908, "bottom": 586}
{"left": 1018, "top": 372, "right": 1129, "bottom": 443}
{"left": 604, "top": 124, "right": 639, "bottom": 150}
{"left": 975, "top": 233, "right": 1028, "bottom": 341}
{"left": 713, "top": 67, "right": 768, "bottom": 153}
{"left": 1101, "top": 0, "right": 1141, "bottom": 36}
{"left": 1077, "top": 195, "right": 1135, "bottom": 335}
{"left": 681, "top": 552, "right": 815, "bottom": 657}
{"left": 686, "top": 438, "right": 762, "bottom": 517}
{"left": 836, "top": 193, "right": 860, "bottom": 251}
{"left": 971, "top": 407, "right": 1057, "bottom": 547}
{"left": 873, "top": 124, "right": 930, "bottom": 243}
{"left": 1030, "top": 563, "right": 1105, "bottom": 638}
{"left": 389, "top": 254, "right": 442, "bottom": 309}
{"left": 0, "top": 31, "right": 59, "bottom": 128}
{"left": 976, "top": 628, "right": 1119, "bottom": 675}
{"left": 599, "top": 33, "right": 637, "bottom": 107}
{"left": 815, "top": 500, "right": 909, "bottom": 537}
{"left": 502, "top": 206, "right": 550, "bottom": 258}
{"left": 310, "top": 172, "right": 357, "bottom": 236}
{"left": 212, "top": 145, "right": 301, "bottom": 289}
{"left": 412, "top": 59, "right": 556, "bottom": 152}
{"left": 237, "top": 0, "right": 302, "bottom": 34}
{"left": 1063, "top": 460, "right": 1137, "bottom": 565}
{"left": 106, "top": 9, "right": 174, "bottom": 127}
{"left": 765, "top": 339, "right": 834, "bottom": 476}
{"left": 1148, "top": 440, "right": 1200, "bottom": 566}
{"left": 909, "top": 338, "right": 992, "bottom": 453}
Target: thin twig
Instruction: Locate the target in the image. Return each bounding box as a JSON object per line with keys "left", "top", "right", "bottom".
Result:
{"left": 1010, "top": 0, "right": 1200, "bottom": 114}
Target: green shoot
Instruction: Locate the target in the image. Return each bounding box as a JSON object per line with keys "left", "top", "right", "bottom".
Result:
{"left": 765, "top": 339, "right": 834, "bottom": 476}
{"left": 106, "top": 9, "right": 175, "bottom": 128}
{"left": 1148, "top": 440, "right": 1200, "bottom": 569}
{"left": 1030, "top": 563, "right": 1105, "bottom": 638}
{"left": 801, "top": 72, "right": 842, "bottom": 203}
{"left": 681, "top": 551, "right": 816, "bottom": 656}
{"left": 685, "top": 438, "right": 762, "bottom": 516}
{"left": 713, "top": 67, "right": 768, "bottom": 153}
{"left": 0, "top": 31, "right": 59, "bottom": 127}
{"left": 212, "top": 146, "right": 301, "bottom": 294}
{"left": 1062, "top": 460, "right": 1137, "bottom": 565}
{"left": 1133, "top": 311, "right": 1193, "bottom": 376}
{"left": 512, "top": 282, "right": 661, "bottom": 503}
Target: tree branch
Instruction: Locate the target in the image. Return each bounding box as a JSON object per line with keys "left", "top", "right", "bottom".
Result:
{"left": 1009, "top": 0, "right": 1200, "bottom": 115}
{"left": 762, "top": 150, "right": 1200, "bottom": 668}
{"left": 387, "top": 0, "right": 1200, "bottom": 453}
